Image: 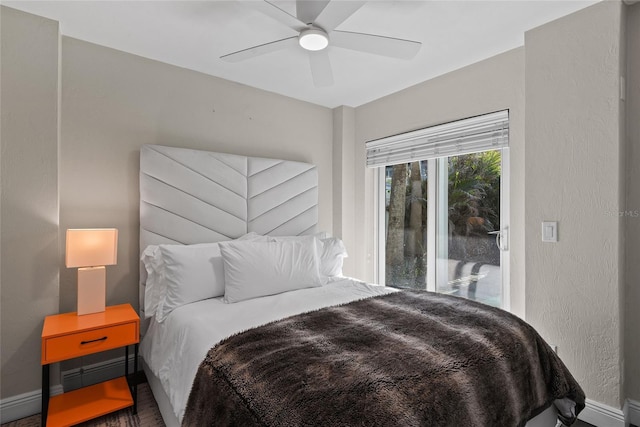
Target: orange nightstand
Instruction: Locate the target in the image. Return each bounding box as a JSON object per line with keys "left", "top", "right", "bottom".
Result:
{"left": 41, "top": 304, "right": 140, "bottom": 427}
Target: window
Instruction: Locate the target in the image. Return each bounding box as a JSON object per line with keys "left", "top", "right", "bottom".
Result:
{"left": 367, "top": 111, "right": 510, "bottom": 309}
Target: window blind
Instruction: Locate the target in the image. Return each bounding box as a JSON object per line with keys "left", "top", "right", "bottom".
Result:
{"left": 366, "top": 110, "right": 509, "bottom": 167}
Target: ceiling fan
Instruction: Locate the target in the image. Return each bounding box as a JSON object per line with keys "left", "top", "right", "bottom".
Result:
{"left": 221, "top": 0, "right": 422, "bottom": 87}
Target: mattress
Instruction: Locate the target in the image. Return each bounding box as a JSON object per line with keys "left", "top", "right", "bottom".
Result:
{"left": 140, "top": 277, "right": 396, "bottom": 423}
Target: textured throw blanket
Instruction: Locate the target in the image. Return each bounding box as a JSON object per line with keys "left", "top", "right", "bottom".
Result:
{"left": 183, "top": 290, "right": 585, "bottom": 427}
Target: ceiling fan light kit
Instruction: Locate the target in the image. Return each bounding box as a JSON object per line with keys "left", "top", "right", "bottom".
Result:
{"left": 299, "top": 28, "right": 329, "bottom": 51}
{"left": 225, "top": 0, "right": 422, "bottom": 87}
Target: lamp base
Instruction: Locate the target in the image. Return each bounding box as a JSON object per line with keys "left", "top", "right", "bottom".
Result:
{"left": 77, "top": 267, "right": 106, "bottom": 316}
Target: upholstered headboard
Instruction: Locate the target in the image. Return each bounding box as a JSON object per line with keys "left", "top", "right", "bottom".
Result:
{"left": 139, "top": 144, "right": 318, "bottom": 321}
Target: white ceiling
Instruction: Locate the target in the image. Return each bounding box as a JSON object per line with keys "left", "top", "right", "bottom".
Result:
{"left": 2, "top": 0, "right": 598, "bottom": 108}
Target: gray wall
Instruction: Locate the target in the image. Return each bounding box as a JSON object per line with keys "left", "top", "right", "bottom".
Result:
{"left": 332, "top": 106, "right": 357, "bottom": 276}
{"left": 625, "top": 1, "right": 640, "bottom": 403}
{"left": 0, "top": 7, "right": 61, "bottom": 399}
{"left": 524, "top": 0, "right": 625, "bottom": 407}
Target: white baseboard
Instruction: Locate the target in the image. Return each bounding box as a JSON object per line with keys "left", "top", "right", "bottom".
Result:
{"left": 0, "top": 354, "right": 140, "bottom": 424}
{"left": 579, "top": 399, "right": 625, "bottom": 427}
{"left": 624, "top": 399, "right": 640, "bottom": 427}
{"left": 0, "top": 385, "right": 63, "bottom": 424}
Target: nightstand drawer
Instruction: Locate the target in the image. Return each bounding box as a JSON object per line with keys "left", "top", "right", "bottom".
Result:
{"left": 43, "top": 322, "right": 137, "bottom": 363}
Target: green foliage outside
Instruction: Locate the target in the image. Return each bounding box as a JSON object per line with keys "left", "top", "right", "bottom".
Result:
{"left": 447, "top": 151, "right": 501, "bottom": 261}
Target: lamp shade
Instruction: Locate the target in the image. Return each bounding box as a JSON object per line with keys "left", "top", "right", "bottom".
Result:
{"left": 66, "top": 229, "right": 118, "bottom": 268}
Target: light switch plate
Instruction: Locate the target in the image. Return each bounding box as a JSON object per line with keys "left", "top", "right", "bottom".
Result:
{"left": 542, "top": 221, "right": 558, "bottom": 242}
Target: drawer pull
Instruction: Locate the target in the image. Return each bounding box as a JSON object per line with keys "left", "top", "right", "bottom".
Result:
{"left": 81, "top": 336, "right": 108, "bottom": 345}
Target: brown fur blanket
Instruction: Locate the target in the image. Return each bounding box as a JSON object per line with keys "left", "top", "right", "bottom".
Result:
{"left": 183, "top": 290, "right": 584, "bottom": 426}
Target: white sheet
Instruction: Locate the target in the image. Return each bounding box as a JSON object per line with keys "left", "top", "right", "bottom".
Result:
{"left": 140, "top": 278, "right": 397, "bottom": 423}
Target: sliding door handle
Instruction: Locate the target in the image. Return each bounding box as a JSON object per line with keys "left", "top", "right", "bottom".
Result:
{"left": 488, "top": 228, "right": 508, "bottom": 251}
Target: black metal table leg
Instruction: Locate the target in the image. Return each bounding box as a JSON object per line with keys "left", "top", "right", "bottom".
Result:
{"left": 133, "top": 343, "right": 139, "bottom": 414}
{"left": 42, "top": 364, "right": 49, "bottom": 426}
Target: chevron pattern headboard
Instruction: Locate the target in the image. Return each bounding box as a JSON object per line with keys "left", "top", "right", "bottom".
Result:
{"left": 139, "top": 144, "right": 318, "bottom": 320}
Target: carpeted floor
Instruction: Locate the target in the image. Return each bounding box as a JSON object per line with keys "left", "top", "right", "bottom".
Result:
{"left": 1, "top": 382, "right": 165, "bottom": 427}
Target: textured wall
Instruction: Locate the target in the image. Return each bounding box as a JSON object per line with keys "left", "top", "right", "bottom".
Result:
{"left": 354, "top": 48, "right": 526, "bottom": 316}
{"left": 0, "top": 7, "right": 61, "bottom": 399}
{"left": 524, "top": 1, "right": 624, "bottom": 407}
{"left": 625, "top": 1, "right": 640, "bottom": 404}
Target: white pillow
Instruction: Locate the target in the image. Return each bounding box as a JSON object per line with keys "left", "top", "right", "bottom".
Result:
{"left": 265, "top": 233, "right": 348, "bottom": 279}
{"left": 156, "top": 242, "right": 225, "bottom": 322}
{"left": 141, "top": 233, "right": 266, "bottom": 322}
{"left": 319, "top": 237, "right": 348, "bottom": 277}
{"left": 220, "top": 236, "right": 324, "bottom": 303}
{"left": 141, "top": 245, "right": 163, "bottom": 319}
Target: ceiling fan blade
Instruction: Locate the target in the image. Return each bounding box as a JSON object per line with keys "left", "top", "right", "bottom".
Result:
{"left": 221, "top": 37, "right": 299, "bottom": 62}
{"left": 296, "top": 0, "right": 330, "bottom": 25}
{"left": 308, "top": 50, "right": 334, "bottom": 87}
{"left": 313, "top": 1, "right": 366, "bottom": 32}
{"left": 331, "top": 31, "right": 422, "bottom": 60}
{"left": 241, "top": 0, "right": 307, "bottom": 32}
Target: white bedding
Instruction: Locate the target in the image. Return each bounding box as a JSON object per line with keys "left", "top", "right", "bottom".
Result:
{"left": 140, "top": 277, "right": 397, "bottom": 423}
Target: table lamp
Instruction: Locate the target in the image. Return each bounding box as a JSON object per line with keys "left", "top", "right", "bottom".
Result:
{"left": 66, "top": 229, "right": 118, "bottom": 315}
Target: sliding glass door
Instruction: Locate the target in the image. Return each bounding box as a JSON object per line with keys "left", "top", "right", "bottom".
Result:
{"left": 435, "top": 150, "right": 507, "bottom": 307}
{"left": 380, "top": 149, "right": 509, "bottom": 309}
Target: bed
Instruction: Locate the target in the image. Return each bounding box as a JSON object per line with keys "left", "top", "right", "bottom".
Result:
{"left": 138, "top": 144, "right": 584, "bottom": 427}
